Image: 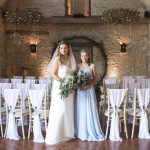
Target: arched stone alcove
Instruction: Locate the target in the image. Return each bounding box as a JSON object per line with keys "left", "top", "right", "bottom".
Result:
{"left": 52, "top": 36, "right": 107, "bottom": 84}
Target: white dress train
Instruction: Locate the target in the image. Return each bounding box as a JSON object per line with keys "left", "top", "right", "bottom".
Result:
{"left": 45, "top": 65, "right": 75, "bottom": 145}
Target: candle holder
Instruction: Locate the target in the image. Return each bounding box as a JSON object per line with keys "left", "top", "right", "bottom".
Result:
{"left": 120, "top": 43, "right": 127, "bottom": 53}
{"left": 30, "top": 44, "right": 37, "bottom": 53}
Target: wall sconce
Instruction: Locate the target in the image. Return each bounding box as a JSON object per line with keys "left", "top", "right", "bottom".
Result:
{"left": 144, "top": 11, "right": 150, "bottom": 18}
{"left": 120, "top": 43, "right": 127, "bottom": 53}
{"left": 30, "top": 44, "right": 37, "bottom": 53}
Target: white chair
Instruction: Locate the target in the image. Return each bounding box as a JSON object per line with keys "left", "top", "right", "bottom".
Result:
{"left": 3, "top": 89, "right": 21, "bottom": 140}
{"left": 39, "top": 77, "right": 51, "bottom": 86}
{"left": 39, "top": 78, "right": 51, "bottom": 100}
{"left": 4, "top": 88, "right": 29, "bottom": 139}
{"left": 104, "top": 88, "right": 128, "bottom": 141}
{"left": 100, "top": 79, "right": 119, "bottom": 129}
{"left": 38, "top": 77, "right": 49, "bottom": 80}
{"left": 122, "top": 76, "right": 133, "bottom": 88}
{"left": 0, "top": 90, "right": 5, "bottom": 137}
{"left": 14, "top": 92, "right": 29, "bottom": 139}
{"left": 16, "top": 83, "right": 30, "bottom": 126}
{"left": 104, "top": 77, "right": 117, "bottom": 85}
{"left": 0, "top": 83, "right": 12, "bottom": 101}
{"left": 135, "top": 76, "right": 145, "bottom": 82}
{"left": 138, "top": 88, "right": 150, "bottom": 139}
{"left": 28, "top": 89, "right": 45, "bottom": 143}
{"left": 145, "top": 79, "right": 150, "bottom": 88}
{"left": 33, "top": 84, "right": 50, "bottom": 131}
{"left": 0, "top": 83, "right": 12, "bottom": 131}
{"left": 11, "top": 78, "right": 23, "bottom": 88}
{"left": 16, "top": 83, "right": 30, "bottom": 108}
{"left": 13, "top": 76, "right": 23, "bottom": 79}
{"left": 25, "top": 76, "right": 36, "bottom": 79}
{"left": 129, "top": 88, "right": 150, "bottom": 139}
{"left": 32, "top": 84, "right": 47, "bottom": 90}
{"left": 99, "top": 86, "right": 105, "bottom": 113}
{"left": 105, "top": 84, "right": 119, "bottom": 89}
{"left": 140, "top": 79, "right": 150, "bottom": 88}
{"left": 103, "top": 77, "right": 118, "bottom": 92}
{"left": 0, "top": 83, "right": 12, "bottom": 89}
{"left": 0, "top": 78, "right": 10, "bottom": 83}
{"left": 123, "top": 78, "right": 135, "bottom": 100}
{"left": 24, "top": 79, "right": 36, "bottom": 89}
{"left": 103, "top": 77, "right": 119, "bottom": 98}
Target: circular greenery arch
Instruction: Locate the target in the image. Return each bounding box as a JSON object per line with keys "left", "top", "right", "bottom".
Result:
{"left": 51, "top": 36, "right": 107, "bottom": 85}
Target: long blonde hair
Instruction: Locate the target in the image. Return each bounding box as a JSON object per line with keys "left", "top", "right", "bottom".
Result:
{"left": 80, "top": 49, "right": 91, "bottom": 65}
{"left": 57, "top": 40, "right": 70, "bottom": 64}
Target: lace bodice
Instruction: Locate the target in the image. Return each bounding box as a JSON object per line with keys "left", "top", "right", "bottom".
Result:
{"left": 58, "top": 64, "right": 74, "bottom": 79}
{"left": 77, "top": 63, "right": 95, "bottom": 77}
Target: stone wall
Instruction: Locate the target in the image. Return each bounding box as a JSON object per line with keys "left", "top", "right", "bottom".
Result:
{"left": 91, "top": 0, "right": 144, "bottom": 16}
{"left": 5, "top": 0, "right": 144, "bottom": 17}
{"left": 5, "top": 25, "right": 51, "bottom": 77}
{"left": 4, "top": 22, "right": 149, "bottom": 79}
{"left": 5, "top": 0, "right": 65, "bottom": 17}
{"left": 0, "top": 0, "right": 149, "bottom": 79}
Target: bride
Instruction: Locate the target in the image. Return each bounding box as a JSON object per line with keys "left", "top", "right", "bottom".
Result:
{"left": 45, "top": 40, "right": 76, "bottom": 145}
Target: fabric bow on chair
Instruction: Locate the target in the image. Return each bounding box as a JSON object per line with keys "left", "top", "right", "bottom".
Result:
{"left": 105, "top": 88, "right": 128, "bottom": 141}
{"left": 3, "top": 89, "right": 20, "bottom": 140}
{"left": 137, "top": 89, "right": 150, "bottom": 139}
{"left": 28, "top": 89, "right": 45, "bottom": 143}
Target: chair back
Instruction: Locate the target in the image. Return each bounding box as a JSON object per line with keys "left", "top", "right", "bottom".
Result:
{"left": 106, "top": 88, "right": 128, "bottom": 141}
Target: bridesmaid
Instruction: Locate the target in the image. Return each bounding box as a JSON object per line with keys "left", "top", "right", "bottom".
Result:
{"left": 75, "top": 49, "right": 105, "bottom": 141}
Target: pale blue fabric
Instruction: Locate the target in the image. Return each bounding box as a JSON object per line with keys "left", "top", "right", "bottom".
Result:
{"left": 75, "top": 64, "right": 105, "bottom": 141}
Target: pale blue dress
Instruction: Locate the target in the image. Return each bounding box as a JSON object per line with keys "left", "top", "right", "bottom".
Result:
{"left": 75, "top": 63, "right": 105, "bottom": 141}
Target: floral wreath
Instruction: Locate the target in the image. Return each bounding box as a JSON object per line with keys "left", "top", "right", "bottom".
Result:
{"left": 4, "top": 8, "right": 43, "bottom": 24}
{"left": 101, "top": 8, "right": 140, "bottom": 24}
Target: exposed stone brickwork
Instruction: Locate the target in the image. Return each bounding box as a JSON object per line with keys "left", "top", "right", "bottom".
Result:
{"left": 4, "top": 22, "right": 149, "bottom": 80}
{"left": 5, "top": 0, "right": 65, "bottom": 17}
{"left": 91, "top": 0, "right": 144, "bottom": 16}
{"left": 5, "top": 0, "right": 144, "bottom": 17}
{"left": 0, "top": 0, "right": 149, "bottom": 80}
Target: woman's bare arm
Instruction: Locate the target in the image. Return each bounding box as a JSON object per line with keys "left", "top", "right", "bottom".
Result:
{"left": 90, "top": 65, "right": 98, "bottom": 85}
{"left": 50, "top": 57, "right": 62, "bottom": 81}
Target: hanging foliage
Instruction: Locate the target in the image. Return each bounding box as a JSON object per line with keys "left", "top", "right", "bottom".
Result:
{"left": 4, "top": 8, "right": 43, "bottom": 24}
{"left": 101, "top": 8, "right": 140, "bottom": 24}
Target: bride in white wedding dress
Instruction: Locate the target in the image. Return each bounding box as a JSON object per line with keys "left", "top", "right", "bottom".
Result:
{"left": 45, "top": 40, "right": 76, "bottom": 145}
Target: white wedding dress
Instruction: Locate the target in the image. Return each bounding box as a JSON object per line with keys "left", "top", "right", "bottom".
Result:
{"left": 45, "top": 64, "right": 75, "bottom": 145}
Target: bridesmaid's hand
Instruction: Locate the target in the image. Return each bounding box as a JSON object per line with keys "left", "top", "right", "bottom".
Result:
{"left": 79, "top": 84, "right": 91, "bottom": 90}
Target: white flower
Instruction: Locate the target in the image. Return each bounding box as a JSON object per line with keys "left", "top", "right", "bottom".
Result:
{"left": 59, "top": 74, "right": 77, "bottom": 99}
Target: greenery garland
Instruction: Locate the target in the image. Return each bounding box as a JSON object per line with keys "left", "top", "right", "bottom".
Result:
{"left": 101, "top": 8, "right": 140, "bottom": 24}
{"left": 4, "top": 8, "right": 43, "bottom": 24}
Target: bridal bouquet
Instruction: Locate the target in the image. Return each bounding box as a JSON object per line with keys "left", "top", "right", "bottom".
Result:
{"left": 77, "top": 70, "right": 92, "bottom": 87}
{"left": 59, "top": 73, "right": 77, "bottom": 99}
